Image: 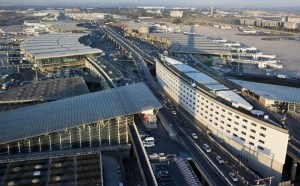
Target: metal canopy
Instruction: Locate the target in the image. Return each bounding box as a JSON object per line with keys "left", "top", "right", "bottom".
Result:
{"left": 230, "top": 79, "right": 300, "bottom": 103}
{"left": 0, "top": 83, "right": 162, "bottom": 144}
{"left": 21, "top": 33, "right": 102, "bottom": 60}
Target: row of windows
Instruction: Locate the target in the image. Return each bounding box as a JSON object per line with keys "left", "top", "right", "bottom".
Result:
{"left": 158, "top": 64, "right": 268, "bottom": 152}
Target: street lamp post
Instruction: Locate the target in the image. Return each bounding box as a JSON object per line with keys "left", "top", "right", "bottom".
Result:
{"left": 34, "top": 63, "right": 38, "bottom": 82}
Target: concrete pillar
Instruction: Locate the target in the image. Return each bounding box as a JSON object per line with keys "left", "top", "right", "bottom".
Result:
{"left": 291, "top": 158, "right": 298, "bottom": 181}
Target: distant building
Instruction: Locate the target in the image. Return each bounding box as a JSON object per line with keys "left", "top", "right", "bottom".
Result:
{"left": 284, "top": 22, "right": 298, "bottom": 29}
{"left": 281, "top": 16, "right": 300, "bottom": 24}
{"left": 138, "top": 26, "right": 149, "bottom": 34}
{"left": 210, "top": 3, "right": 214, "bottom": 16}
{"left": 170, "top": 11, "right": 183, "bottom": 18}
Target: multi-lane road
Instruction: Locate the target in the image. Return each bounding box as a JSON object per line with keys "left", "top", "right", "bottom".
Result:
{"left": 99, "top": 24, "right": 261, "bottom": 186}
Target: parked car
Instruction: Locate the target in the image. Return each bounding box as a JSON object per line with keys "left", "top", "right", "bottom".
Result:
{"left": 149, "top": 153, "right": 159, "bottom": 159}
{"left": 146, "top": 129, "right": 153, "bottom": 135}
{"left": 143, "top": 142, "right": 155, "bottom": 148}
{"left": 117, "top": 166, "right": 122, "bottom": 173}
{"left": 171, "top": 111, "right": 176, "bottom": 115}
{"left": 229, "top": 172, "right": 238, "bottom": 182}
{"left": 157, "top": 169, "right": 169, "bottom": 175}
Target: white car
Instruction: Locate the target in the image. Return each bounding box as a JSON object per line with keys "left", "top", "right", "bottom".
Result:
{"left": 191, "top": 133, "right": 198, "bottom": 139}
{"left": 149, "top": 153, "right": 159, "bottom": 159}
{"left": 143, "top": 142, "right": 155, "bottom": 147}
{"left": 171, "top": 111, "right": 176, "bottom": 115}
{"left": 229, "top": 172, "right": 238, "bottom": 182}
{"left": 216, "top": 156, "right": 224, "bottom": 163}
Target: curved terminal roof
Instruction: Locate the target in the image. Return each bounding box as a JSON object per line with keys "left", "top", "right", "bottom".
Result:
{"left": 229, "top": 79, "right": 300, "bottom": 103}
{"left": 0, "top": 83, "right": 162, "bottom": 144}
{"left": 21, "top": 33, "right": 102, "bottom": 60}
{"left": 149, "top": 33, "right": 230, "bottom": 55}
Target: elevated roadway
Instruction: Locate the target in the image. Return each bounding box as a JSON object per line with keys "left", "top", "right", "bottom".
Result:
{"left": 128, "top": 123, "right": 157, "bottom": 186}
{"left": 100, "top": 24, "right": 257, "bottom": 185}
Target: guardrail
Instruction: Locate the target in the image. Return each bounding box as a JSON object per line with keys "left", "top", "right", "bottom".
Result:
{"left": 157, "top": 111, "right": 176, "bottom": 136}
{"left": 130, "top": 123, "right": 157, "bottom": 186}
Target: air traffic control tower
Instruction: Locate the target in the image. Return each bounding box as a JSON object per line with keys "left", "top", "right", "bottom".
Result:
{"left": 0, "top": 83, "right": 162, "bottom": 157}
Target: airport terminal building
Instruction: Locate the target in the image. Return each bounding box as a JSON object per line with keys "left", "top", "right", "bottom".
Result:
{"left": 156, "top": 56, "right": 289, "bottom": 183}
{"left": 0, "top": 83, "right": 161, "bottom": 157}
{"left": 20, "top": 33, "right": 103, "bottom": 70}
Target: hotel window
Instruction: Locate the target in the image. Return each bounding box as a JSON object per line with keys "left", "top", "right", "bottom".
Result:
{"left": 234, "top": 121, "right": 239, "bottom": 125}
{"left": 250, "top": 129, "right": 256, "bottom": 133}
{"left": 243, "top": 119, "right": 248, "bottom": 123}
{"left": 215, "top": 117, "right": 218, "bottom": 120}
{"left": 211, "top": 103, "right": 214, "bottom": 106}
{"left": 228, "top": 118, "right": 232, "bottom": 122}
{"left": 250, "top": 135, "right": 255, "bottom": 139}
{"left": 260, "top": 126, "right": 267, "bottom": 131}
{"left": 210, "top": 114, "right": 213, "bottom": 117}
{"left": 249, "top": 142, "right": 254, "bottom": 146}
{"left": 240, "top": 137, "right": 245, "bottom": 141}
{"left": 221, "top": 115, "right": 225, "bottom": 118}
{"left": 220, "top": 126, "right": 224, "bottom": 129}
{"left": 226, "top": 130, "right": 230, "bottom": 133}
{"left": 259, "top": 133, "right": 266, "bottom": 137}
{"left": 251, "top": 123, "right": 257, "bottom": 127}
{"left": 235, "top": 115, "right": 240, "bottom": 119}
{"left": 234, "top": 127, "right": 238, "bottom": 131}
{"left": 215, "top": 111, "right": 219, "bottom": 114}
{"left": 209, "top": 119, "right": 212, "bottom": 122}
{"left": 228, "top": 112, "right": 232, "bottom": 115}
{"left": 227, "top": 124, "right": 231, "bottom": 127}
{"left": 222, "top": 109, "right": 225, "bottom": 112}
{"left": 221, "top": 120, "right": 224, "bottom": 124}
{"left": 241, "top": 131, "right": 246, "bottom": 135}
{"left": 215, "top": 123, "right": 218, "bottom": 126}
{"left": 259, "top": 140, "right": 265, "bottom": 144}
{"left": 233, "top": 133, "right": 237, "bottom": 137}
{"left": 216, "top": 106, "right": 219, "bottom": 109}
{"left": 258, "top": 146, "right": 264, "bottom": 150}
{"left": 210, "top": 108, "right": 213, "bottom": 111}
{"left": 242, "top": 125, "right": 247, "bottom": 129}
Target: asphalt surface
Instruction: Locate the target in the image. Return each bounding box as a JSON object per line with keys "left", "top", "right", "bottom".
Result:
{"left": 100, "top": 24, "right": 262, "bottom": 185}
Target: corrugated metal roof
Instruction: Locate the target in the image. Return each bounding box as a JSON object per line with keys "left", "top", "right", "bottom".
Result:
{"left": 205, "top": 84, "right": 229, "bottom": 91}
{"left": 173, "top": 64, "right": 199, "bottom": 73}
{"left": 0, "top": 83, "right": 162, "bottom": 144}
{"left": 216, "top": 90, "right": 253, "bottom": 111}
{"left": 21, "top": 33, "right": 102, "bottom": 60}
{"left": 185, "top": 72, "right": 218, "bottom": 85}
{"left": 229, "top": 79, "right": 300, "bottom": 103}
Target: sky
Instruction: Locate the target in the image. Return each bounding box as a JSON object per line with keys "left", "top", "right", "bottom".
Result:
{"left": 1, "top": 0, "right": 300, "bottom": 8}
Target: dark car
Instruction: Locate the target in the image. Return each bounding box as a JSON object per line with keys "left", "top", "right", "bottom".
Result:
{"left": 146, "top": 129, "right": 153, "bottom": 135}
{"left": 183, "top": 122, "right": 188, "bottom": 128}
{"left": 157, "top": 177, "right": 169, "bottom": 183}
{"left": 158, "top": 181, "right": 173, "bottom": 186}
